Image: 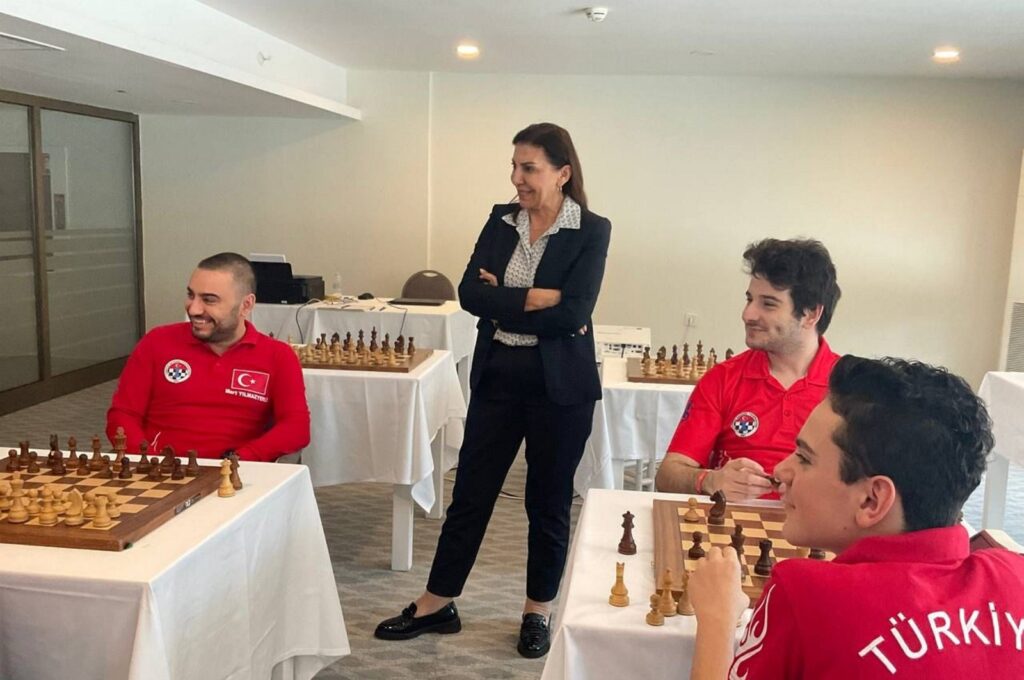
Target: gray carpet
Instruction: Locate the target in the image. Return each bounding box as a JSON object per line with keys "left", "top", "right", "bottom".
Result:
{"left": 0, "top": 380, "right": 573, "bottom": 679}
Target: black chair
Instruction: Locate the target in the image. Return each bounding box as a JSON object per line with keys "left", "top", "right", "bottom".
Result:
{"left": 400, "top": 270, "right": 456, "bottom": 301}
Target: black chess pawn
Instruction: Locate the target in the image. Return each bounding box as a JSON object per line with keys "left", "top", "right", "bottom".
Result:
{"left": 148, "top": 456, "right": 164, "bottom": 481}
{"left": 77, "top": 454, "right": 89, "bottom": 475}
{"left": 407, "top": 337, "right": 416, "bottom": 355}
{"left": 52, "top": 448, "right": 66, "bottom": 476}
{"left": 136, "top": 455, "right": 151, "bottom": 475}
{"left": 687, "top": 531, "right": 706, "bottom": 559}
{"left": 118, "top": 457, "right": 133, "bottom": 479}
{"left": 26, "top": 452, "right": 40, "bottom": 474}
{"left": 98, "top": 456, "right": 114, "bottom": 479}
{"left": 171, "top": 459, "right": 185, "bottom": 480}
{"left": 754, "top": 539, "right": 775, "bottom": 576}
{"left": 67, "top": 437, "right": 78, "bottom": 468}
{"left": 6, "top": 450, "right": 18, "bottom": 472}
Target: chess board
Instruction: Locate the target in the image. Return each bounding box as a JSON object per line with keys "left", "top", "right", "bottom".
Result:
{"left": 0, "top": 460, "right": 221, "bottom": 551}
{"left": 652, "top": 498, "right": 834, "bottom": 601}
{"left": 297, "top": 347, "right": 433, "bottom": 373}
{"left": 626, "top": 358, "right": 701, "bottom": 385}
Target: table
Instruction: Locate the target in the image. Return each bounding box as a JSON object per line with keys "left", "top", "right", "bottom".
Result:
{"left": 978, "top": 372, "right": 1024, "bottom": 530}
{"left": 251, "top": 299, "right": 477, "bottom": 397}
{"left": 541, "top": 488, "right": 752, "bottom": 680}
{"left": 301, "top": 350, "right": 467, "bottom": 570}
{"left": 0, "top": 459, "right": 349, "bottom": 680}
{"left": 574, "top": 358, "right": 694, "bottom": 494}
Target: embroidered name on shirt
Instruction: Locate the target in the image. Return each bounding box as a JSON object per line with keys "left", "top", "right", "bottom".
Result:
{"left": 226, "top": 369, "right": 270, "bottom": 402}
{"left": 857, "top": 603, "right": 1024, "bottom": 674}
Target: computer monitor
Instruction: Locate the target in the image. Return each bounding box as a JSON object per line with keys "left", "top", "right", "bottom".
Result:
{"left": 249, "top": 253, "right": 287, "bottom": 263}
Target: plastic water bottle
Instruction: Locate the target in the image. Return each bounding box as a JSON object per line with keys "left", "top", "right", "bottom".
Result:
{"left": 332, "top": 272, "right": 343, "bottom": 297}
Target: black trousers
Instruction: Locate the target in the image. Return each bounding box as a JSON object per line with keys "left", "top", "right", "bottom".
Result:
{"left": 426, "top": 342, "right": 595, "bottom": 602}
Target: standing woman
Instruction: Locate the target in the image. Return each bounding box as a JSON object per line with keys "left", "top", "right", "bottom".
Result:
{"left": 375, "top": 123, "right": 611, "bottom": 657}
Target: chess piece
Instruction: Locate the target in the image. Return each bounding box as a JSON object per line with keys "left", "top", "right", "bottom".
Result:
{"left": 26, "top": 452, "right": 40, "bottom": 474}
{"left": 97, "top": 455, "right": 113, "bottom": 479}
{"left": 18, "top": 441, "right": 29, "bottom": 466}
{"left": 407, "top": 337, "right": 416, "bottom": 355}
{"left": 754, "top": 539, "right": 775, "bottom": 576}
{"left": 0, "top": 482, "right": 11, "bottom": 511}
{"left": 106, "top": 494, "right": 121, "bottom": 518}
{"left": 617, "top": 510, "right": 637, "bottom": 555}
{"left": 808, "top": 547, "right": 827, "bottom": 560}
{"left": 52, "top": 447, "right": 66, "bottom": 475}
{"left": 657, "top": 569, "right": 677, "bottom": 617}
{"left": 118, "top": 456, "right": 133, "bottom": 479}
{"left": 77, "top": 454, "right": 89, "bottom": 475}
{"left": 148, "top": 456, "right": 164, "bottom": 481}
{"left": 356, "top": 330, "right": 365, "bottom": 352}
{"left": 160, "top": 446, "right": 176, "bottom": 474}
{"left": 725, "top": 348, "right": 734, "bottom": 361}
{"left": 641, "top": 347, "right": 651, "bottom": 365}
{"left": 91, "top": 494, "right": 112, "bottom": 528}
{"left": 218, "top": 459, "right": 235, "bottom": 497}
{"left": 38, "top": 489, "right": 58, "bottom": 526}
{"left": 683, "top": 497, "right": 700, "bottom": 522}
{"left": 171, "top": 459, "right": 185, "bottom": 480}
{"left": 89, "top": 435, "right": 104, "bottom": 471}
{"left": 136, "top": 454, "right": 151, "bottom": 475}
{"left": 646, "top": 593, "right": 664, "bottom": 626}
{"left": 7, "top": 476, "right": 28, "bottom": 523}
{"left": 67, "top": 437, "right": 79, "bottom": 468}
{"left": 113, "top": 426, "right": 127, "bottom": 458}
{"left": 731, "top": 525, "right": 746, "bottom": 566}
{"left": 676, "top": 570, "right": 695, "bottom": 616}
{"left": 608, "top": 562, "right": 629, "bottom": 607}
{"left": 796, "top": 546, "right": 811, "bottom": 559}
{"left": 229, "top": 454, "right": 243, "bottom": 490}
{"left": 186, "top": 450, "right": 200, "bottom": 477}
{"left": 707, "top": 490, "right": 727, "bottom": 525}
{"left": 6, "top": 450, "right": 17, "bottom": 472}
{"left": 671, "top": 345, "right": 678, "bottom": 365}
{"left": 63, "top": 489, "right": 84, "bottom": 526}
{"left": 688, "top": 531, "right": 706, "bottom": 559}
{"left": 83, "top": 491, "right": 97, "bottom": 519}
{"left": 26, "top": 489, "right": 41, "bottom": 517}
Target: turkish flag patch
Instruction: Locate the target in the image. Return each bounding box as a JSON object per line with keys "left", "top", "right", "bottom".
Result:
{"left": 231, "top": 369, "right": 270, "bottom": 395}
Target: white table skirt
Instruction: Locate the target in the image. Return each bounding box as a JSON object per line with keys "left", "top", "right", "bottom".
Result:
{"left": 979, "top": 372, "right": 1024, "bottom": 529}
{"left": 0, "top": 460, "right": 349, "bottom": 680}
{"left": 541, "top": 488, "right": 751, "bottom": 680}
{"left": 575, "top": 358, "right": 694, "bottom": 493}
{"left": 301, "top": 349, "right": 466, "bottom": 508}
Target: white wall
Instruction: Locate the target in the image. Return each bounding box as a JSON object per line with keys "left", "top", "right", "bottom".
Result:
{"left": 140, "top": 70, "right": 1024, "bottom": 385}
{"left": 140, "top": 70, "right": 430, "bottom": 325}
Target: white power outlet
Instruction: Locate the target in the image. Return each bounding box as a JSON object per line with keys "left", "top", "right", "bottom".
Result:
{"left": 685, "top": 313, "right": 698, "bottom": 328}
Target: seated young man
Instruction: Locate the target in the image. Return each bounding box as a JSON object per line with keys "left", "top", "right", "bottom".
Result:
{"left": 689, "top": 355, "right": 1024, "bottom": 679}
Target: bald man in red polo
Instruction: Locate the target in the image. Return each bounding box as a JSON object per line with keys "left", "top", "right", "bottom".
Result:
{"left": 106, "top": 252, "right": 309, "bottom": 461}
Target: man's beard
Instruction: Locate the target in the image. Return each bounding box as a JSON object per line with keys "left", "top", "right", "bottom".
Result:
{"left": 190, "top": 307, "right": 241, "bottom": 344}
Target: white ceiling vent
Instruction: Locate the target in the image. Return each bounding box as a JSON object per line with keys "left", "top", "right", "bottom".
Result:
{"left": 0, "top": 32, "right": 65, "bottom": 52}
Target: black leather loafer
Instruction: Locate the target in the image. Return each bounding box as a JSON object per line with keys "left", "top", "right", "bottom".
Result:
{"left": 374, "top": 602, "right": 461, "bottom": 640}
{"left": 517, "top": 613, "right": 550, "bottom": 658}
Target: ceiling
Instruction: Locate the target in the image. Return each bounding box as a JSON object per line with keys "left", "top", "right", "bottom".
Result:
{"left": 1, "top": 1, "right": 1022, "bottom": 118}
{"left": 199, "top": 0, "right": 1024, "bottom": 79}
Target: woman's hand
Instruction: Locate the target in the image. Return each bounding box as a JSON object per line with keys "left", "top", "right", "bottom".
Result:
{"left": 478, "top": 268, "right": 498, "bottom": 286}
{"left": 525, "top": 288, "right": 562, "bottom": 311}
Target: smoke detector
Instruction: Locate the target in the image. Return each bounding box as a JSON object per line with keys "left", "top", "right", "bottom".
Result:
{"left": 585, "top": 7, "right": 609, "bottom": 22}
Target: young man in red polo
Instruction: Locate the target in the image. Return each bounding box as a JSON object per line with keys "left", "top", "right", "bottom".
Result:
{"left": 689, "top": 356, "right": 1024, "bottom": 679}
{"left": 656, "top": 238, "right": 841, "bottom": 501}
{"left": 106, "top": 252, "right": 309, "bottom": 461}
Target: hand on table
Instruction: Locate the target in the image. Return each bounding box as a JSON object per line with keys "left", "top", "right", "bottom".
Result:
{"left": 708, "top": 458, "right": 774, "bottom": 501}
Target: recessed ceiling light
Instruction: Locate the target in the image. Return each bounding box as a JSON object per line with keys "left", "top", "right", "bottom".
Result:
{"left": 932, "top": 46, "right": 961, "bottom": 64}
{"left": 456, "top": 43, "right": 480, "bottom": 60}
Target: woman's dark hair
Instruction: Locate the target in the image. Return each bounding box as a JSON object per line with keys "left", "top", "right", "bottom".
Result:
{"left": 828, "top": 355, "right": 992, "bottom": 531}
{"left": 512, "top": 123, "right": 587, "bottom": 210}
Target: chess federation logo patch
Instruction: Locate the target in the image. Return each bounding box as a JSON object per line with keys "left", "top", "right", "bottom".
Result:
{"left": 230, "top": 369, "right": 270, "bottom": 396}
{"left": 163, "top": 359, "right": 192, "bottom": 384}
{"left": 731, "top": 411, "right": 759, "bottom": 438}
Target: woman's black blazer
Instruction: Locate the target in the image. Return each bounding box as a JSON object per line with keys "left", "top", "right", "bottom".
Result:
{"left": 457, "top": 203, "right": 612, "bottom": 406}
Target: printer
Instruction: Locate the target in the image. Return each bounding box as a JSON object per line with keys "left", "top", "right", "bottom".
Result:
{"left": 251, "top": 261, "right": 325, "bottom": 304}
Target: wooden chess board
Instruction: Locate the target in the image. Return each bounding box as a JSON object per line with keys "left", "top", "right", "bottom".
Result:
{"left": 0, "top": 462, "right": 221, "bottom": 551}
{"left": 653, "top": 499, "right": 834, "bottom": 601}
{"left": 626, "top": 358, "right": 701, "bottom": 385}
{"left": 297, "top": 348, "right": 433, "bottom": 373}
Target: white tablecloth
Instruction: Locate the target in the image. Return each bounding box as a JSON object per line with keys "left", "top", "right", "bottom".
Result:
{"left": 0, "top": 460, "right": 349, "bottom": 680}
{"left": 301, "top": 350, "right": 467, "bottom": 570}
{"left": 541, "top": 488, "right": 751, "bottom": 680}
{"left": 978, "top": 372, "right": 1024, "bottom": 529}
{"left": 575, "top": 358, "right": 694, "bottom": 493}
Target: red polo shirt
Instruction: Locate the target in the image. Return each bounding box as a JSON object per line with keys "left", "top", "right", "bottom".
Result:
{"left": 106, "top": 321, "right": 310, "bottom": 462}
{"left": 666, "top": 338, "right": 838, "bottom": 476}
{"left": 730, "top": 526, "right": 1024, "bottom": 678}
